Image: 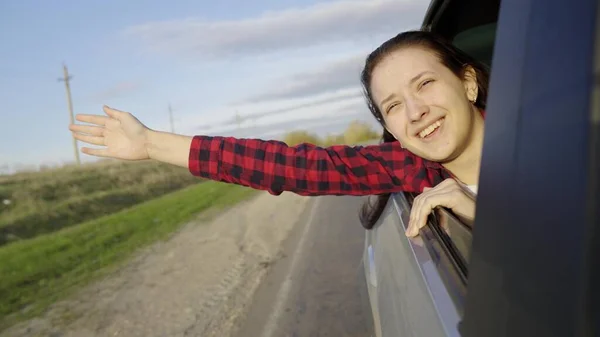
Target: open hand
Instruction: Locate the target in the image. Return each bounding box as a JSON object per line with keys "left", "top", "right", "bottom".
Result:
{"left": 69, "top": 106, "right": 150, "bottom": 160}
{"left": 406, "top": 178, "right": 476, "bottom": 237}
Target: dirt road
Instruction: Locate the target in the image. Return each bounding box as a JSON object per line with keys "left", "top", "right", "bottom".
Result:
{"left": 2, "top": 192, "right": 309, "bottom": 337}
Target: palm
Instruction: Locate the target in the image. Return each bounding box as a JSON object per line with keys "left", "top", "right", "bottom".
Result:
{"left": 104, "top": 114, "right": 148, "bottom": 160}
{"left": 69, "top": 106, "right": 150, "bottom": 161}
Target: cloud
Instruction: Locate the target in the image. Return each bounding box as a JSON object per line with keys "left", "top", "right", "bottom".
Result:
{"left": 198, "top": 99, "right": 372, "bottom": 137}
{"left": 188, "top": 53, "right": 372, "bottom": 132}
{"left": 192, "top": 89, "right": 364, "bottom": 131}
{"left": 241, "top": 54, "right": 366, "bottom": 102}
{"left": 89, "top": 81, "right": 141, "bottom": 102}
{"left": 217, "top": 110, "right": 380, "bottom": 141}
{"left": 122, "top": 0, "right": 428, "bottom": 59}
{"left": 226, "top": 89, "right": 364, "bottom": 125}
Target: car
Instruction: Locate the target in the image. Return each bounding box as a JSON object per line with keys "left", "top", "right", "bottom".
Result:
{"left": 361, "top": 0, "right": 600, "bottom": 336}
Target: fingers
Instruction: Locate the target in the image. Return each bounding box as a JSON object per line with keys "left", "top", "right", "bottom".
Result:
{"left": 81, "top": 147, "right": 111, "bottom": 158}
{"left": 75, "top": 114, "right": 110, "bottom": 126}
{"left": 72, "top": 132, "right": 105, "bottom": 146}
{"left": 407, "top": 194, "right": 437, "bottom": 237}
{"left": 406, "top": 179, "right": 461, "bottom": 237}
{"left": 407, "top": 191, "right": 454, "bottom": 237}
{"left": 103, "top": 105, "right": 127, "bottom": 119}
{"left": 69, "top": 124, "right": 104, "bottom": 136}
{"left": 74, "top": 105, "right": 127, "bottom": 125}
{"left": 407, "top": 202, "right": 429, "bottom": 237}
{"left": 68, "top": 105, "right": 129, "bottom": 160}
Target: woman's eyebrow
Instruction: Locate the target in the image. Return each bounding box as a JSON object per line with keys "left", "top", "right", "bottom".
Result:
{"left": 380, "top": 93, "right": 397, "bottom": 108}
{"left": 379, "top": 71, "right": 435, "bottom": 106}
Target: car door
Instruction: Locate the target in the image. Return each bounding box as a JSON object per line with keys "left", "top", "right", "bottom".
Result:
{"left": 362, "top": 0, "right": 599, "bottom": 336}
{"left": 461, "top": 0, "right": 600, "bottom": 336}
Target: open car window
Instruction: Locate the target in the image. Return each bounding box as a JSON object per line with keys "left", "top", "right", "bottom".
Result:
{"left": 424, "top": 0, "right": 500, "bottom": 66}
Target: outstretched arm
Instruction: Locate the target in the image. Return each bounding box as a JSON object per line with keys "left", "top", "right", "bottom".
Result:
{"left": 70, "top": 106, "right": 430, "bottom": 196}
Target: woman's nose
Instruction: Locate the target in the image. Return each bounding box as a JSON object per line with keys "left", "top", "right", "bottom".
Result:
{"left": 406, "top": 98, "right": 429, "bottom": 122}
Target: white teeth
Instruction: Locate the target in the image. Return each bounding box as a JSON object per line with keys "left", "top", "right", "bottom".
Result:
{"left": 419, "top": 118, "right": 444, "bottom": 138}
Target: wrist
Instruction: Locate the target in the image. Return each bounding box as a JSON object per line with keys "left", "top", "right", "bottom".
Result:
{"left": 142, "top": 128, "right": 194, "bottom": 168}
{"left": 144, "top": 128, "right": 159, "bottom": 160}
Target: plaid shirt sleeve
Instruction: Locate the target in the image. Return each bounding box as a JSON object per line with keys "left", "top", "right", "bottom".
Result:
{"left": 188, "top": 135, "right": 432, "bottom": 196}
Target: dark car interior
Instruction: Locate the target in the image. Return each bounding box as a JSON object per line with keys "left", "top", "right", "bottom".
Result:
{"left": 423, "top": 0, "right": 500, "bottom": 66}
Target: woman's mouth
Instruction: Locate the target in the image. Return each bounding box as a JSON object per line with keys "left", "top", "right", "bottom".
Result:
{"left": 418, "top": 117, "right": 445, "bottom": 139}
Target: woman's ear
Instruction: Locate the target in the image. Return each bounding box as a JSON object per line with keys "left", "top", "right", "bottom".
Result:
{"left": 463, "top": 66, "right": 478, "bottom": 103}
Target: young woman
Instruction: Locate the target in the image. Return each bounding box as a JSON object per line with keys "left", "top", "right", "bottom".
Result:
{"left": 69, "top": 30, "right": 488, "bottom": 237}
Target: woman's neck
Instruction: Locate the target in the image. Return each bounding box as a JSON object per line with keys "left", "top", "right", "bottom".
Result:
{"left": 442, "top": 109, "right": 485, "bottom": 185}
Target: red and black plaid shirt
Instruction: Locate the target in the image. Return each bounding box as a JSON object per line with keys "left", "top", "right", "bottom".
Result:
{"left": 188, "top": 137, "right": 453, "bottom": 196}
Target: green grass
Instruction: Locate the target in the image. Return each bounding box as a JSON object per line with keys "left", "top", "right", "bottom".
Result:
{"left": 0, "top": 160, "right": 201, "bottom": 245}
{"left": 0, "top": 181, "right": 258, "bottom": 331}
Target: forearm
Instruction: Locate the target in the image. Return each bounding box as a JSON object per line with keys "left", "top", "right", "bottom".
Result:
{"left": 145, "top": 129, "right": 193, "bottom": 168}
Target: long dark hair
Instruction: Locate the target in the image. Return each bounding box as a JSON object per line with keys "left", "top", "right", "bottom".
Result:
{"left": 358, "top": 30, "right": 490, "bottom": 230}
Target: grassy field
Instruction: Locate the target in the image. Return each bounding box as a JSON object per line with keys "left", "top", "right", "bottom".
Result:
{"left": 0, "top": 181, "right": 258, "bottom": 330}
{"left": 0, "top": 120, "right": 381, "bottom": 331}
{"left": 0, "top": 160, "right": 200, "bottom": 246}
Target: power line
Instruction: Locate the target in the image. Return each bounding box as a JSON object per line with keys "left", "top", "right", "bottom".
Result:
{"left": 58, "top": 64, "right": 81, "bottom": 165}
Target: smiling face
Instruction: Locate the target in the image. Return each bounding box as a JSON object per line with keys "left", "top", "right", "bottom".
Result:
{"left": 370, "top": 46, "right": 479, "bottom": 162}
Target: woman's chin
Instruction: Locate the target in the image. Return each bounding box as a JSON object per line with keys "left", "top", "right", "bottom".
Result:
{"left": 403, "top": 139, "right": 457, "bottom": 163}
{"left": 419, "top": 147, "right": 456, "bottom": 163}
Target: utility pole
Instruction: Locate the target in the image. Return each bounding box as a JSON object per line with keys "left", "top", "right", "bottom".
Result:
{"left": 58, "top": 64, "right": 81, "bottom": 165}
{"left": 168, "top": 102, "right": 175, "bottom": 133}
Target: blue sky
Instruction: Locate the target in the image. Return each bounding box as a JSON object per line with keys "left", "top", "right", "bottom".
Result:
{"left": 0, "top": 0, "right": 428, "bottom": 170}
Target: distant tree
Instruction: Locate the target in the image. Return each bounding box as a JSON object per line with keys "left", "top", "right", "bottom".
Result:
{"left": 342, "top": 121, "right": 380, "bottom": 144}
{"left": 282, "top": 130, "right": 322, "bottom": 146}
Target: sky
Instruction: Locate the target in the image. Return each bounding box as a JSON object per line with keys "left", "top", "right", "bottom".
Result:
{"left": 0, "top": 0, "right": 429, "bottom": 171}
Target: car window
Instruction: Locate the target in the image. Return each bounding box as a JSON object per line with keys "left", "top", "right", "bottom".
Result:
{"left": 424, "top": 0, "right": 500, "bottom": 68}
{"left": 453, "top": 23, "right": 497, "bottom": 66}
{"left": 420, "top": 0, "right": 500, "bottom": 248}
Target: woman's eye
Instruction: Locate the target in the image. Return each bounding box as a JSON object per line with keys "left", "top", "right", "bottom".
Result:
{"left": 419, "top": 79, "right": 433, "bottom": 89}
{"left": 386, "top": 103, "right": 400, "bottom": 114}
